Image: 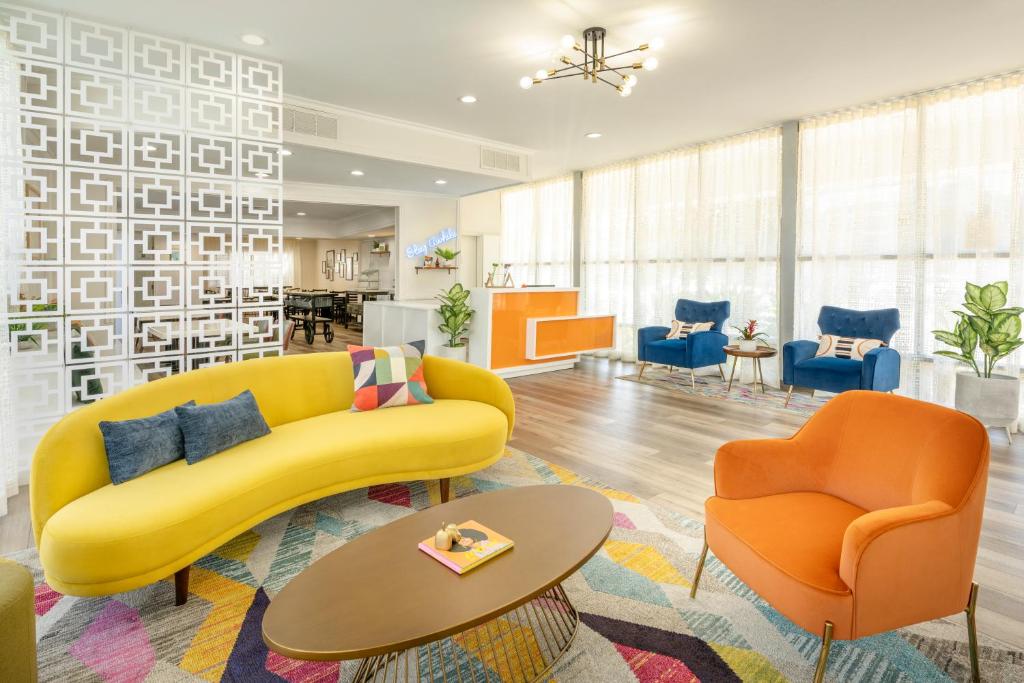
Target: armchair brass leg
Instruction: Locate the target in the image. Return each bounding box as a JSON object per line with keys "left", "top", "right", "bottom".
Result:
{"left": 689, "top": 536, "right": 708, "bottom": 599}
{"left": 784, "top": 385, "right": 794, "bottom": 408}
{"left": 1005, "top": 426, "right": 1013, "bottom": 445}
{"left": 638, "top": 361, "right": 648, "bottom": 378}
{"left": 966, "top": 582, "right": 980, "bottom": 683}
{"left": 717, "top": 363, "right": 725, "bottom": 380}
{"left": 690, "top": 368, "right": 696, "bottom": 389}
{"left": 813, "top": 621, "right": 834, "bottom": 683}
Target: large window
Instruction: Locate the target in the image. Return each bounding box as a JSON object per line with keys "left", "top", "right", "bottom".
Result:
{"left": 797, "top": 73, "right": 1024, "bottom": 413}
{"left": 581, "top": 128, "right": 782, "bottom": 367}
{"left": 500, "top": 176, "right": 573, "bottom": 287}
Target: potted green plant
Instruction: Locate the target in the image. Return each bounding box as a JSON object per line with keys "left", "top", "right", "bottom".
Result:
{"left": 435, "top": 282, "right": 473, "bottom": 361}
{"left": 434, "top": 246, "right": 460, "bottom": 267}
{"left": 932, "top": 281, "right": 1022, "bottom": 439}
{"left": 732, "top": 319, "right": 769, "bottom": 352}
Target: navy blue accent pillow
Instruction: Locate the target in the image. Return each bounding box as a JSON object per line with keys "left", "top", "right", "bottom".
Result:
{"left": 176, "top": 390, "right": 271, "bottom": 464}
{"left": 99, "top": 401, "right": 195, "bottom": 485}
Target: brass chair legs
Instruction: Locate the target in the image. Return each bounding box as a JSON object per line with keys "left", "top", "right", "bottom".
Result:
{"left": 690, "top": 368, "right": 696, "bottom": 389}
{"left": 784, "top": 385, "right": 794, "bottom": 408}
{"left": 689, "top": 537, "right": 708, "bottom": 599}
{"left": 966, "top": 582, "right": 980, "bottom": 683}
{"left": 638, "top": 361, "right": 648, "bottom": 378}
{"left": 718, "top": 363, "right": 725, "bottom": 380}
{"left": 813, "top": 621, "right": 834, "bottom": 683}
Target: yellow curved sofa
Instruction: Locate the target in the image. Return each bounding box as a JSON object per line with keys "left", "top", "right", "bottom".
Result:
{"left": 31, "top": 352, "right": 515, "bottom": 603}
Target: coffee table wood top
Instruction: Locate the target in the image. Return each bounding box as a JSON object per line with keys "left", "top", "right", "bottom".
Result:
{"left": 262, "top": 485, "right": 613, "bottom": 661}
{"left": 723, "top": 344, "right": 778, "bottom": 358}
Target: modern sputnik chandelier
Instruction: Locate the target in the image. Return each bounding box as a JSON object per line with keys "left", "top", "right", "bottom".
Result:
{"left": 519, "top": 28, "right": 663, "bottom": 97}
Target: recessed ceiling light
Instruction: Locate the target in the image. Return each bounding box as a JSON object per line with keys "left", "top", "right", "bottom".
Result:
{"left": 585, "top": 132, "right": 602, "bottom": 139}
{"left": 350, "top": 170, "right": 364, "bottom": 176}
{"left": 459, "top": 95, "right": 477, "bottom": 104}
{"left": 281, "top": 148, "right": 292, "bottom": 156}
{"left": 435, "top": 179, "right": 447, "bottom": 185}
{"left": 241, "top": 34, "right": 265, "bottom": 46}
{"left": 296, "top": 211, "right": 306, "bottom": 216}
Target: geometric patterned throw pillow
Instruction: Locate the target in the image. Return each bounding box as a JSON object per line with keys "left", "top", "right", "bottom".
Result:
{"left": 348, "top": 340, "right": 434, "bottom": 412}
{"left": 815, "top": 334, "right": 886, "bottom": 361}
{"left": 666, "top": 320, "right": 714, "bottom": 339}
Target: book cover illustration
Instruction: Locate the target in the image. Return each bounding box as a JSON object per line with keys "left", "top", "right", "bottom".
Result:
{"left": 418, "top": 520, "right": 514, "bottom": 574}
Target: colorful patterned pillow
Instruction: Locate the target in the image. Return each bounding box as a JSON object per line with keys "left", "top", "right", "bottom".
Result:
{"left": 666, "top": 320, "right": 714, "bottom": 339}
{"left": 815, "top": 334, "right": 886, "bottom": 361}
{"left": 348, "top": 340, "right": 434, "bottom": 411}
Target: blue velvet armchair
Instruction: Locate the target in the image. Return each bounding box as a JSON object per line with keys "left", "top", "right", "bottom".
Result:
{"left": 783, "top": 305, "right": 901, "bottom": 406}
{"left": 637, "top": 299, "right": 731, "bottom": 387}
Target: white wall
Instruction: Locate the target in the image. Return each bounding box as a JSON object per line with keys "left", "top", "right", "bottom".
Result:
{"left": 458, "top": 189, "right": 502, "bottom": 236}
{"left": 285, "top": 182, "right": 459, "bottom": 300}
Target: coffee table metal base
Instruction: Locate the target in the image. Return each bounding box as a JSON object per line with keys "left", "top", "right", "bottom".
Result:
{"left": 352, "top": 584, "right": 578, "bottom": 683}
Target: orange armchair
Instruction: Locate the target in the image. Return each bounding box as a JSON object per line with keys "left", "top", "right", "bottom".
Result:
{"left": 690, "top": 391, "right": 989, "bottom": 683}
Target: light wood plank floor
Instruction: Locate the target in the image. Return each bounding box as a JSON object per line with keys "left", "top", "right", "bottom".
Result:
{"left": 2, "top": 356, "right": 1021, "bottom": 651}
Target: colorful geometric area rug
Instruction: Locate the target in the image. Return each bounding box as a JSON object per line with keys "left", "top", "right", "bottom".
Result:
{"left": 8, "top": 449, "right": 1023, "bottom": 682}
{"left": 617, "top": 365, "right": 828, "bottom": 417}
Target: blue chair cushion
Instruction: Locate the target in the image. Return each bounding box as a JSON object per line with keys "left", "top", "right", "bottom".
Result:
{"left": 643, "top": 338, "right": 688, "bottom": 365}
{"left": 794, "top": 356, "right": 863, "bottom": 393}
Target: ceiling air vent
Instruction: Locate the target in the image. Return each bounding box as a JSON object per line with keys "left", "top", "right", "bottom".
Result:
{"left": 480, "top": 146, "right": 524, "bottom": 174}
{"left": 283, "top": 105, "right": 339, "bottom": 140}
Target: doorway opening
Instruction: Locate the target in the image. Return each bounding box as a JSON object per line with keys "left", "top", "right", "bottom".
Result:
{"left": 282, "top": 201, "right": 396, "bottom": 354}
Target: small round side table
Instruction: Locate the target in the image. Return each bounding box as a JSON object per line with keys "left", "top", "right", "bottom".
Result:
{"left": 723, "top": 345, "right": 778, "bottom": 393}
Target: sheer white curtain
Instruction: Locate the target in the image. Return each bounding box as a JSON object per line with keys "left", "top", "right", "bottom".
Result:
{"left": 0, "top": 38, "right": 22, "bottom": 516}
{"left": 797, "top": 73, "right": 1024, "bottom": 418}
{"left": 500, "top": 176, "right": 573, "bottom": 287}
{"left": 582, "top": 128, "right": 782, "bottom": 375}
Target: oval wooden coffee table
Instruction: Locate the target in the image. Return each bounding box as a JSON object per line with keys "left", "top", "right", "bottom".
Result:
{"left": 262, "top": 485, "right": 613, "bottom": 682}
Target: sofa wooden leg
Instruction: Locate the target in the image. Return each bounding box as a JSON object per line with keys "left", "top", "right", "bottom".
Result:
{"left": 689, "top": 537, "right": 708, "bottom": 599}
{"left": 638, "top": 361, "right": 648, "bottom": 378}
{"left": 813, "top": 621, "right": 834, "bottom": 683}
{"left": 439, "top": 478, "right": 451, "bottom": 503}
{"left": 174, "top": 565, "right": 190, "bottom": 606}
{"left": 966, "top": 582, "right": 980, "bottom": 683}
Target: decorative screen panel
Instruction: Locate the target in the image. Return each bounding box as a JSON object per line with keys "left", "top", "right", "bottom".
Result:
{"left": 3, "top": 4, "right": 283, "bottom": 466}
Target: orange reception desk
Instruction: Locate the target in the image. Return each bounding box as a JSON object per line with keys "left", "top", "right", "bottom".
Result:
{"left": 467, "top": 287, "right": 616, "bottom": 377}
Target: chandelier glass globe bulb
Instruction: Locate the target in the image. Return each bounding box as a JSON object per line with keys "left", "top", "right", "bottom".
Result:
{"left": 649, "top": 37, "right": 665, "bottom": 50}
{"left": 642, "top": 57, "right": 659, "bottom": 71}
{"left": 519, "top": 76, "right": 534, "bottom": 90}
{"left": 560, "top": 34, "right": 576, "bottom": 49}
{"left": 619, "top": 86, "right": 632, "bottom": 98}
{"left": 624, "top": 74, "right": 638, "bottom": 87}
{"left": 535, "top": 69, "right": 548, "bottom": 80}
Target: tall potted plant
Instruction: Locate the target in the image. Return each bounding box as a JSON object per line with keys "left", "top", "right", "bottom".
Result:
{"left": 435, "top": 282, "right": 473, "bottom": 361}
{"left": 932, "top": 281, "right": 1022, "bottom": 437}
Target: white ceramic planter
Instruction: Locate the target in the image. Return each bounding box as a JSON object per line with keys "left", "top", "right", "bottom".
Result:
{"left": 954, "top": 371, "right": 1020, "bottom": 428}
{"left": 738, "top": 339, "right": 758, "bottom": 352}
{"left": 436, "top": 344, "right": 468, "bottom": 363}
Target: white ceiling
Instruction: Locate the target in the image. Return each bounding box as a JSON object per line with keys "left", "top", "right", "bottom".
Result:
{"left": 282, "top": 201, "right": 391, "bottom": 221}
{"left": 30, "top": 0, "right": 1024, "bottom": 178}
{"left": 282, "top": 145, "right": 516, "bottom": 196}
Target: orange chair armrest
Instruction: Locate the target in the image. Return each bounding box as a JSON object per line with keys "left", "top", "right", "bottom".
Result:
{"left": 838, "top": 500, "right": 965, "bottom": 636}
{"left": 713, "top": 438, "right": 815, "bottom": 499}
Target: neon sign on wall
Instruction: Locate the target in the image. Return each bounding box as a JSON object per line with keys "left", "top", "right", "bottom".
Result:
{"left": 406, "top": 227, "right": 456, "bottom": 259}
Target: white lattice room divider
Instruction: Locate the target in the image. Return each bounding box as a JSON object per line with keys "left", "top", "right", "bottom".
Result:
{"left": 1, "top": 2, "right": 284, "bottom": 471}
